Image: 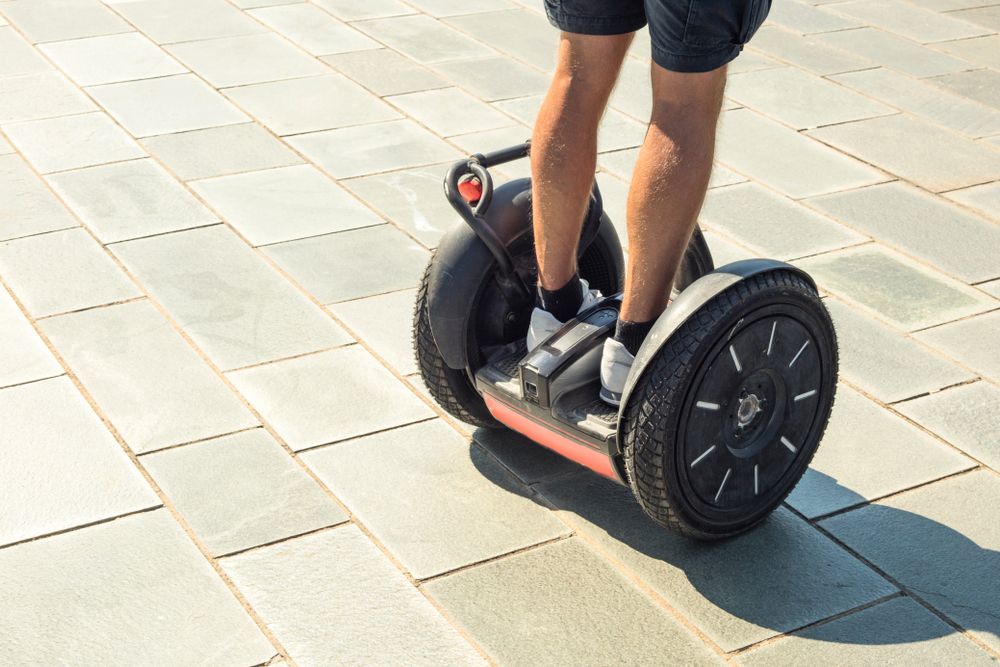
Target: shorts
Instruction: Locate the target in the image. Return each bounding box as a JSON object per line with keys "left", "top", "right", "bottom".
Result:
{"left": 543, "top": 0, "right": 772, "bottom": 73}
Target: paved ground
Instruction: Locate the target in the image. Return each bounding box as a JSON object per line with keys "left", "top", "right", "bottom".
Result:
{"left": 1, "top": 0, "right": 999, "bottom": 664}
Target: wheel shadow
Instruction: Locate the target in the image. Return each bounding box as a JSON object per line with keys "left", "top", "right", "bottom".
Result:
{"left": 469, "top": 428, "right": 1000, "bottom": 652}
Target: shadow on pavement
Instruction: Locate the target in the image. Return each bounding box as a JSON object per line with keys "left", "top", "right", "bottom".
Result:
{"left": 469, "top": 428, "right": 1000, "bottom": 650}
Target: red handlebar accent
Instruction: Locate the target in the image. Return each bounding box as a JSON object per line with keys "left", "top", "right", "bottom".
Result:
{"left": 457, "top": 176, "right": 483, "bottom": 204}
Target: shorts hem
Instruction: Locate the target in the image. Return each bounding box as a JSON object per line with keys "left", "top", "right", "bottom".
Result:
{"left": 545, "top": 7, "right": 648, "bottom": 36}
{"left": 650, "top": 44, "right": 743, "bottom": 73}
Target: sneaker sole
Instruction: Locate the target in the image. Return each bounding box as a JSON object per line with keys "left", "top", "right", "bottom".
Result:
{"left": 599, "top": 387, "right": 622, "bottom": 407}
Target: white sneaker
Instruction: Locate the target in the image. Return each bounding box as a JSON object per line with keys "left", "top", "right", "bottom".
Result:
{"left": 599, "top": 337, "right": 635, "bottom": 406}
{"left": 525, "top": 278, "right": 603, "bottom": 352}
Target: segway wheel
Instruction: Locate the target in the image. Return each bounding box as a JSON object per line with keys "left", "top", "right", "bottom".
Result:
{"left": 622, "top": 271, "right": 837, "bottom": 539}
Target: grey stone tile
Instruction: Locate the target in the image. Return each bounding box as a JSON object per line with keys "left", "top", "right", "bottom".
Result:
{"left": 0, "top": 509, "right": 274, "bottom": 665}
{"left": 40, "top": 300, "right": 258, "bottom": 454}
{"left": 808, "top": 114, "right": 1000, "bottom": 193}
{"left": 748, "top": 26, "right": 876, "bottom": 76}
{"left": 915, "top": 310, "right": 1000, "bottom": 380}
{"left": 249, "top": 3, "right": 379, "bottom": 56}
{"left": 765, "top": 0, "right": 862, "bottom": 34}
{"left": 47, "top": 159, "right": 218, "bottom": 243}
{"left": 228, "top": 346, "right": 433, "bottom": 450}
{"left": 86, "top": 74, "right": 249, "bottom": 137}
{"left": 286, "top": 119, "right": 462, "bottom": 178}
{"left": 407, "top": 0, "right": 516, "bottom": 16}
{"left": 426, "top": 538, "right": 723, "bottom": 666}
{"left": 813, "top": 28, "right": 975, "bottom": 78}
{"left": 111, "top": 225, "right": 351, "bottom": 370}
{"left": 192, "top": 165, "right": 383, "bottom": 246}
{"left": 716, "top": 108, "right": 886, "bottom": 199}
{"left": 109, "top": 0, "right": 266, "bottom": 44}
{"left": 908, "top": 0, "right": 1000, "bottom": 9}
{"left": 600, "top": 148, "right": 746, "bottom": 190}
{"left": 534, "top": 472, "right": 895, "bottom": 651}
{"left": 820, "top": 470, "right": 1000, "bottom": 652}
{"left": 787, "top": 386, "right": 974, "bottom": 519}
{"left": 928, "top": 69, "right": 1000, "bottom": 109}
{"left": 727, "top": 66, "right": 895, "bottom": 130}
{"left": 223, "top": 73, "right": 401, "bottom": 136}
{"left": 932, "top": 35, "right": 1000, "bottom": 69}
{"left": 143, "top": 429, "right": 346, "bottom": 556}
{"left": 795, "top": 244, "right": 995, "bottom": 331}
{"left": 446, "top": 9, "right": 557, "bottom": 72}
{"left": 0, "top": 154, "right": 77, "bottom": 241}
{"left": 140, "top": 123, "right": 302, "bottom": 181}
{"left": 471, "top": 427, "right": 579, "bottom": 485}
{"left": 4, "top": 112, "right": 146, "bottom": 174}
{"left": 166, "top": 34, "right": 327, "bottom": 89}
{"left": 0, "top": 136, "right": 10, "bottom": 154}
{"left": 947, "top": 182, "right": 1000, "bottom": 221}
{"left": 354, "top": 14, "right": 495, "bottom": 64}
{"left": 448, "top": 125, "right": 533, "bottom": 178}
{"left": 323, "top": 48, "right": 448, "bottom": 96}
{"left": 495, "top": 94, "right": 646, "bottom": 153}
{"left": 262, "top": 224, "right": 429, "bottom": 303}
{"left": 0, "top": 0, "right": 130, "bottom": 43}
{"left": 0, "top": 71, "right": 96, "bottom": 124}
{"left": 0, "top": 26, "right": 49, "bottom": 77}
{"left": 327, "top": 288, "right": 418, "bottom": 375}
{"left": 808, "top": 182, "right": 1000, "bottom": 283}
{"left": 609, "top": 56, "right": 652, "bottom": 120}
{"left": 432, "top": 56, "right": 549, "bottom": 102}
{"left": 303, "top": 420, "right": 569, "bottom": 579}
{"left": 699, "top": 182, "right": 866, "bottom": 260}
{"left": 388, "top": 87, "right": 514, "bottom": 137}
{"left": 981, "top": 279, "right": 1000, "bottom": 299}
{"left": 703, "top": 228, "right": 755, "bottom": 266}
{"left": 38, "top": 32, "right": 186, "bottom": 87}
{"left": 0, "top": 228, "right": 139, "bottom": 317}
{"left": 221, "top": 526, "right": 484, "bottom": 666}
{"left": 313, "top": 0, "right": 416, "bottom": 20}
{"left": 739, "top": 596, "right": 998, "bottom": 666}
{"left": 728, "top": 49, "right": 783, "bottom": 75}
{"left": 828, "top": 0, "right": 991, "bottom": 43}
{"left": 0, "top": 377, "right": 158, "bottom": 546}
{"left": 831, "top": 67, "right": 1000, "bottom": 139}
{"left": 896, "top": 381, "right": 1000, "bottom": 471}
{"left": 341, "top": 162, "right": 461, "bottom": 248}
{"left": 0, "top": 286, "right": 61, "bottom": 389}
{"left": 951, "top": 4, "right": 1000, "bottom": 30}
{"left": 824, "top": 298, "right": 974, "bottom": 404}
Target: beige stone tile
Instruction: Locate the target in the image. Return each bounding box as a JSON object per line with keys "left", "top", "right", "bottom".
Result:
{"left": 4, "top": 112, "right": 146, "bottom": 174}
{"left": 0, "top": 71, "right": 96, "bottom": 124}
{"left": 166, "top": 33, "right": 327, "bottom": 89}
{"left": 39, "top": 32, "right": 186, "bottom": 87}
{"left": 249, "top": 3, "right": 379, "bottom": 56}
{"left": 108, "top": 0, "right": 265, "bottom": 44}
{"left": 1, "top": 0, "right": 129, "bottom": 43}
{"left": 0, "top": 286, "right": 61, "bottom": 389}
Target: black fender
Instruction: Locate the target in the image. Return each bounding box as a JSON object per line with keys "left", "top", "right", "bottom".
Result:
{"left": 427, "top": 177, "right": 606, "bottom": 370}
{"left": 615, "top": 259, "right": 818, "bottom": 449}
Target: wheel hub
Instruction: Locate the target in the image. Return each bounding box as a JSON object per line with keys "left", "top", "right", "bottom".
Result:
{"left": 736, "top": 392, "right": 763, "bottom": 427}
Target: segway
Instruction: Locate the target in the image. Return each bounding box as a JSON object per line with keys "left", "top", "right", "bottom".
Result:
{"left": 413, "top": 142, "right": 837, "bottom": 540}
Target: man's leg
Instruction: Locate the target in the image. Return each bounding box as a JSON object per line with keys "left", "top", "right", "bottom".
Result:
{"left": 531, "top": 31, "right": 633, "bottom": 322}
{"left": 616, "top": 63, "right": 727, "bottom": 344}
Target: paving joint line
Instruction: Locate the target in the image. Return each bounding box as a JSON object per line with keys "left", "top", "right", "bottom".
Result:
{"left": 0, "top": 503, "right": 162, "bottom": 554}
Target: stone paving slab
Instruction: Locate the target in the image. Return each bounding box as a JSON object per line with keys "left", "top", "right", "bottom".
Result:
{"left": 432, "top": 55, "right": 549, "bottom": 102}
{"left": 896, "top": 381, "right": 1000, "bottom": 471}
{"left": 228, "top": 346, "right": 433, "bottom": 451}
{"left": 932, "top": 34, "right": 1000, "bottom": 69}
{"left": 107, "top": 0, "right": 266, "bottom": 45}
{"left": 0, "top": 153, "right": 77, "bottom": 241}
{"left": 828, "top": 0, "right": 992, "bottom": 43}
{"left": 947, "top": 181, "right": 1000, "bottom": 221}
{"left": 387, "top": 86, "right": 515, "bottom": 137}
{"left": 739, "top": 596, "right": 998, "bottom": 666}
{"left": 914, "top": 310, "right": 1000, "bottom": 379}
{"left": 0, "top": 71, "right": 96, "bottom": 124}
{"left": 248, "top": 3, "right": 380, "bottom": 56}
{"left": 165, "top": 33, "right": 327, "bottom": 89}
{"left": 0, "top": 509, "right": 275, "bottom": 665}
{"left": 821, "top": 471, "right": 1000, "bottom": 652}
{"left": 786, "top": 386, "right": 975, "bottom": 519}
{"left": 0, "top": 26, "right": 49, "bottom": 78}
{"left": 748, "top": 26, "right": 875, "bottom": 76}
{"left": 302, "top": 419, "right": 569, "bottom": 579}
{"left": 536, "top": 471, "right": 896, "bottom": 651}
{"left": 0, "top": 376, "right": 158, "bottom": 547}
{"left": 142, "top": 429, "right": 346, "bottom": 556}
{"left": 323, "top": 48, "right": 448, "bottom": 97}
{"left": 1, "top": 0, "right": 130, "bottom": 44}
{"left": 221, "top": 525, "right": 485, "bottom": 666}
{"left": 426, "top": 537, "right": 723, "bottom": 666}
{"left": 0, "top": 227, "right": 140, "bottom": 317}
{"left": 823, "top": 297, "right": 974, "bottom": 404}
{"left": 354, "top": 14, "right": 496, "bottom": 64}
{"left": 38, "top": 32, "right": 187, "bottom": 87}
{"left": 40, "top": 299, "right": 258, "bottom": 455}
{"left": 813, "top": 28, "right": 975, "bottom": 78}
{"left": 111, "top": 225, "right": 352, "bottom": 370}
{"left": 326, "top": 287, "right": 418, "bottom": 375}
{"left": 191, "top": 164, "right": 383, "bottom": 246}
{"left": 0, "top": 285, "right": 61, "bottom": 389}
{"left": 3, "top": 111, "right": 146, "bottom": 174}
{"left": 795, "top": 244, "right": 995, "bottom": 331}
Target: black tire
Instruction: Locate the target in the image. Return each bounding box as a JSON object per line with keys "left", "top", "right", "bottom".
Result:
{"left": 622, "top": 271, "right": 837, "bottom": 539}
{"left": 676, "top": 226, "right": 713, "bottom": 292}
{"left": 413, "top": 219, "right": 625, "bottom": 429}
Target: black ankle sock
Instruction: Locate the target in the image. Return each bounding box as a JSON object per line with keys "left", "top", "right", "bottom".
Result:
{"left": 614, "top": 318, "right": 654, "bottom": 356}
{"left": 537, "top": 273, "right": 583, "bottom": 322}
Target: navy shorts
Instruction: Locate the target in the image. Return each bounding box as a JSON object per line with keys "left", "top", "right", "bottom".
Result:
{"left": 543, "top": 0, "right": 772, "bottom": 73}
